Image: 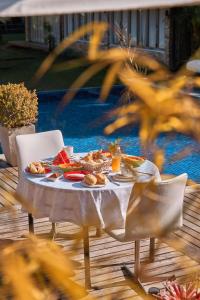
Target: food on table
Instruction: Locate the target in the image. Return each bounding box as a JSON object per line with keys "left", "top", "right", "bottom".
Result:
{"left": 53, "top": 149, "right": 70, "bottom": 165}
{"left": 63, "top": 170, "right": 90, "bottom": 181}
{"left": 83, "top": 153, "right": 93, "bottom": 162}
{"left": 27, "top": 162, "right": 46, "bottom": 174}
{"left": 58, "top": 162, "right": 83, "bottom": 172}
{"left": 82, "top": 150, "right": 111, "bottom": 162}
{"left": 95, "top": 159, "right": 104, "bottom": 164}
{"left": 95, "top": 173, "right": 108, "bottom": 185}
{"left": 122, "top": 155, "right": 145, "bottom": 168}
{"left": 83, "top": 172, "right": 108, "bottom": 186}
{"left": 83, "top": 174, "right": 97, "bottom": 186}
{"left": 46, "top": 173, "right": 61, "bottom": 181}
{"left": 81, "top": 150, "right": 112, "bottom": 172}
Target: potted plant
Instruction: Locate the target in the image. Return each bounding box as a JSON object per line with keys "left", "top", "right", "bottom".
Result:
{"left": 0, "top": 83, "right": 38, "bottom": 166}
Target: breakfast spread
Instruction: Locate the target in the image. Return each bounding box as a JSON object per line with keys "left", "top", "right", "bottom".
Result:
{"left": 25, "top": 147, "right": 147, "bottom": 186}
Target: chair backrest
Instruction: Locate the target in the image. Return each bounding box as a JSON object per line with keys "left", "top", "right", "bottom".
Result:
{"left": 16, "top": 130, "right": 64, "bottom": 174}
{"left": 125, "top": 173, "right": 188, "bottom": 240}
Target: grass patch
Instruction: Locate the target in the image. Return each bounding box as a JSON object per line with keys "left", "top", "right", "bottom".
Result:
{"left": 0, "top": 34, "right": 106, "bottom": 91}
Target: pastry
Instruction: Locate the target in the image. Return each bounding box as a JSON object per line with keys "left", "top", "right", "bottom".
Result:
{"left": 95, "top": 173, "right": 107, "bottom": 185}
{"left": 83, "top": 174, "right": 97, "bottom": 186}
{"left": 28, "top": 162, "right": 45, "bottom": 174}
{"left": 29, "top": 163, "right": 38, "bottom": 174}
{"left": 95, "top": 159, "right": 104, "bottom": 164}
{"left": 83, "top": 153, "right": 93, "bottom": 162}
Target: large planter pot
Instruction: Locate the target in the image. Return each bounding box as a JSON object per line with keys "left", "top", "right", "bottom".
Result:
{"left": 0, "top": 124, "right": 35, "bottom": 166}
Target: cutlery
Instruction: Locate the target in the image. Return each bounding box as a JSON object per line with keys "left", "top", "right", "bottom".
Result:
{"left": 108, "top": 175, "right": 120, "bottom": 186}
{"left": 135, "top": 171, "right": 153, "bottom": 176}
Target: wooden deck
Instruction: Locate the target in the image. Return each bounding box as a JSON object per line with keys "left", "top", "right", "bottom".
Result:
{"left": 0, "top": 159, "right": 200, "bottom": 299}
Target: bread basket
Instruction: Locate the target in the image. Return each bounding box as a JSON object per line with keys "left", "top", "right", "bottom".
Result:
{"left": 80, "top": 160, "right": 111, "bottom": 172}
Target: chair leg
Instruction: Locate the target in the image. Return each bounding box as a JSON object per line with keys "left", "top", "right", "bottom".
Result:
{"left": 134, "top": 240, "right": 141, "bottom": 278}
{"left": 95, "top": 227, "right": 102, "bottom": 237}
{"left": 51, "top": 222, "right": 56, "bottom": 240}
{"left": 28, "top": 213, "right": 34, "bottom": 234}
{"left": 149, "top": 238, "right": 155, "bottom": 262}
{"left": 83, "top": 226, "right": 91, "bottom": 289}
{"left": 121, "top": 240, "right": 146, "bottom": 294}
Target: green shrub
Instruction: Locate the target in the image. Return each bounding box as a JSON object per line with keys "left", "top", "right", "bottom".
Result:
{"left": 0, "top": 83, "right": 38, "bottom": 128}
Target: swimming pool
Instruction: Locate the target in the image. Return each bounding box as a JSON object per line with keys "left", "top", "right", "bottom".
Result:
{"left": 37, "top": 86, "right": 200, "bottom": 182}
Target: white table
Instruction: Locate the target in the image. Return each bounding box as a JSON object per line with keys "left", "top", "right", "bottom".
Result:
{"left": 18, "top": 159, "right": 161, "bottom": 230}
{"left": 17, "top": 156, "right": 160, "bottom": 288}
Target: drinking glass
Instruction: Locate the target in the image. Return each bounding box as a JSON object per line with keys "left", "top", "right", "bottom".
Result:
{"left": 112, "top": 156, "right": 121, "bottom": 172}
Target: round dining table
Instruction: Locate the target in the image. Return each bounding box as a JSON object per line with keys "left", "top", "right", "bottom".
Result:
{"left": 17, "top": 155, "right": 161, "bottom": 288}
{"left": 18, "top": 158, "right": 161, "bottom": 230}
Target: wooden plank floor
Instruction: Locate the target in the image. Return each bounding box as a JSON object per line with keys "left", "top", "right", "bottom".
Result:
{"left": 0, "top": 162, "right": 200, "bottom": 299}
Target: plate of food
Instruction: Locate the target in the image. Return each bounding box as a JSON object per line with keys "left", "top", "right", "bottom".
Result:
{"left": 121, "top": 155, "right": 145, "bottom": 168}
{"left": 81, "top": 173, "right": 108, "bottom": 188}
{"left": 25, "top": 162, "right": 51, "bottom": 177}
{"left": 111, "top": 174, "right": 135, "bottom": 182}
{"left": 63, "top": 170, "right": 90, "bottom": 181}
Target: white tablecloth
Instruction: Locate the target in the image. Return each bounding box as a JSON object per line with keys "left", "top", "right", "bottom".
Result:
{"left": 17, "top": 159, "right": 161, "bottom": 229}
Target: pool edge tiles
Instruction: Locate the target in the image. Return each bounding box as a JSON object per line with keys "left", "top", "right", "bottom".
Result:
{"left": 37, "top": 85, "right": 124, "bottom": 103}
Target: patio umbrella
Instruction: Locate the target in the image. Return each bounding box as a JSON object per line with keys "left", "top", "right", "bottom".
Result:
{"left": 0, "top": 0, "right": 200, "bottom": 17}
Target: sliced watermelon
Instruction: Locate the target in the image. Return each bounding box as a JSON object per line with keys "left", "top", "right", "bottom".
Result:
{"left": 53, "top": 150, "right": 70, "bottom": 165}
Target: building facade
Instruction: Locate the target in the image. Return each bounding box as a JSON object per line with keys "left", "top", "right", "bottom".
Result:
{"left": 25, "top": 9, "right": 193, "bottom": 70}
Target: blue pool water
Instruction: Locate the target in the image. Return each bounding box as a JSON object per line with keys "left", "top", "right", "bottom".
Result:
{"left": 37, "top": 86, "right": 200, "bottom": 182}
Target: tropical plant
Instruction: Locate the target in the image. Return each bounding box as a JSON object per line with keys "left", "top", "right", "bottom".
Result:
{"left": 114, "top": 24, "right": 146, "bottom": 105}
{"left": 0, "top": 234, "right": 88, "bottom": 300}
{"left": 0, "top": 83, "right": 38, "bottom": 128}
{"left": 34, "top": 22, "right": 200, "bottom": 170}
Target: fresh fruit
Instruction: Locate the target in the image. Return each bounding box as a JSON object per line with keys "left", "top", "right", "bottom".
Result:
{"left": 122, "top": 155, "right": 145, "bottom": 168}
{"left": 53, "top": 150, "right": 70, "bottom": 165}
{"left": 58, "top": 162, "right": 83, "bottom": 172}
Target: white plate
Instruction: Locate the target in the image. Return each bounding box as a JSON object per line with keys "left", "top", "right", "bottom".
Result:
{"left": 112, "top": 174, "right": 135, "bottom": 182}
{"left": 81, "top": 181, "right": 106, "bottom": 188}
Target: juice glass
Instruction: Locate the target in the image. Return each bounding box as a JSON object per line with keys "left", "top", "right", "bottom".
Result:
{"left": 112, "top": 156, "right": 121, "bottom": 172}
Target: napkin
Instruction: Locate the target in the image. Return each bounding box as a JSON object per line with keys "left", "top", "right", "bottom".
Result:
{"left": 53, "top": 150, "right": 70, "bottom": 165}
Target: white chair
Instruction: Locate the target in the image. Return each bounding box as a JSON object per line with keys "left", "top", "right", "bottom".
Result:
{"left": 16, "top": 130, "right": 64, "bottom": 234}
{"left": 104, "top": 173, "right": 188, "bottom": 290}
